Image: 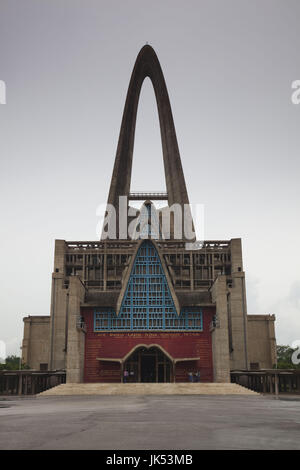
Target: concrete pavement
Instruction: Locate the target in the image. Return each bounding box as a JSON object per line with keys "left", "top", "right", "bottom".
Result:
{"left": 0, "top": 394, "right": 300, "bottom": 450}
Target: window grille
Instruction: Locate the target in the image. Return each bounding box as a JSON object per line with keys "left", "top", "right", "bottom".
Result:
{"left": 94, "top": 240, "right": 203, "bottom": 331}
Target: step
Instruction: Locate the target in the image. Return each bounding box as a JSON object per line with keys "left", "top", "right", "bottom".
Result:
{"left": 38, "top": 382, "right": 259, "bottom": 397}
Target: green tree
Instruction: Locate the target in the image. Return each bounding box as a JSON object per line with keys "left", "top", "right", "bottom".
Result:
{"left": 276, "top": 345, "right": 300, "bottom": 369}
{"left": 0, "top": 355, "right": 30, "bottom": 371}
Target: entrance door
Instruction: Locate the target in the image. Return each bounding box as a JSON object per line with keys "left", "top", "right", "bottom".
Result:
{"left": 141, "top": 354, "right": 156, "bottom": 382}
{"left": 123, "top": 346, "right": 172, "bottom": 383}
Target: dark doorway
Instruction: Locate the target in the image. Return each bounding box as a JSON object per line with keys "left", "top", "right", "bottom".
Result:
{"left": 123, "top": 346, "right": 172, "bottom": 383}
{"left": 141, "top": 355, "right": 156, "bottom": 382}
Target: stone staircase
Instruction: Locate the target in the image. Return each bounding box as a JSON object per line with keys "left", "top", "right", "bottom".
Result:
{"left": 38, "top": 382, "right": 258, "bottom": 397}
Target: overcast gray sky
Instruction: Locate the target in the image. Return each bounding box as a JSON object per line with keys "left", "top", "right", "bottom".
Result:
{"left": 0, "top": 0, "right": 299, "bottom": 355}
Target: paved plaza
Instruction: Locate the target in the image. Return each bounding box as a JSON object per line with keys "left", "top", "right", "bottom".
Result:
{"left": 0, "top": 394, "right": 300, "bottom": 450}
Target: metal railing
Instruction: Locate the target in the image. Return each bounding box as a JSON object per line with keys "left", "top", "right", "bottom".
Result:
{"left": 231, "top": 369, "right": 300, "bottom": 395}
{"left": 129, "top": 191, "right": 168, "bottom": 200}
{"left": 0, "top": 370, "right": 66, "bottom": 396}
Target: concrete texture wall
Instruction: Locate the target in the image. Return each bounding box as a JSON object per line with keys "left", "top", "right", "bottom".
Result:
{"left": 247, "top": 314, "right": 276, "bottom": 369}
{"left": 22, "top": 316, "right": 50, "bottom": 370}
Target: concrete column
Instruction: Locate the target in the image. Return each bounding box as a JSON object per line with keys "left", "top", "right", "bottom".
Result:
{"left": 103, "top": 243, "right": 107, "bottom": 290}
{"left": 211, "top": 275, "right": 231, "bottom": 382}
{"left": 229, "top": 239, "right": 249, "bottom": 370}
{"left": 66, "top": 276, "right": 86, "bottom": 383}
{"left": 190, "top": 253, "right": 193, "bottom": 291}
{"left": 22, "top": 317, "right": 31, "bottom": 366}
{"left": 229, "top": 273, "right": 249, "bottom": 369}
{"left": 268, "top": 315, "right": 277, "bottom": 367}
{"left": 49, "top": 239, "right": 68, "bottom": 370}
{"left": 49, "top": 273, "right": 68, "bottom": 370}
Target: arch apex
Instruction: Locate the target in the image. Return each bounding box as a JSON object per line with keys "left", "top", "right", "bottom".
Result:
{"left": 104, "top": 46, "right": 193, "bottom": 239}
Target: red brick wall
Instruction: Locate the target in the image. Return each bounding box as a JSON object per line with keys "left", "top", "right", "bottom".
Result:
{"left": 81, "top": 307, "right": 215, "bottom": 383}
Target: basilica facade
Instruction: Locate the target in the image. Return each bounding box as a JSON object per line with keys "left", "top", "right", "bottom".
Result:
{"left": 22, "top": 46, "right": 276, "bottom": 383}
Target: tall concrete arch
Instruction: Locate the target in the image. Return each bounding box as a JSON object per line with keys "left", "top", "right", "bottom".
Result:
{"left": 106, "top": 45, "right": 191, "bottom": 213}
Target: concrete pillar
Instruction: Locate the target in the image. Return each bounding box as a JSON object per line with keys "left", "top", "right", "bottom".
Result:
{"left": 66, "top": 276, "right": 86, "bottom": 383}
{"left": 22, "top": 317, "right": 31, "bottom": 366}
{"left": 211, "top": 275, "right": 231, "bottom": 382}
{"left": 49, "top": 273, "right": 68, "bottom": 370}
{"left": 268, "top": 315, "right": 277, "bottom": 367}
{"left": 229, "top": 239, "right": 249, "bottom": 370}
{"left": 49, "top": 240, "right": 68, "bottom": 370}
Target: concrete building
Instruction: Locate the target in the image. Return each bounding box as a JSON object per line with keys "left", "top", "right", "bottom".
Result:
{"left": 22, "top": 46, "right": 276, "bottom": 383}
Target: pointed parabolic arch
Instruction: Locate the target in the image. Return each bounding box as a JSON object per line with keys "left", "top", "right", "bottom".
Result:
{"left": 106, "top": 45, "right": 191, "bottom": 213}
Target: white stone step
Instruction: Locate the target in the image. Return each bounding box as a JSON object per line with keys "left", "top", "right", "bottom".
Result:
{"left": 38, "top": 382, "right": 258, "bottom": 397}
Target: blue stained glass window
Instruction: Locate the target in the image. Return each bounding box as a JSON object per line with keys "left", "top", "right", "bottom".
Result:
{"left": 94, "top": 240, "right": 203, "bottom": 331}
